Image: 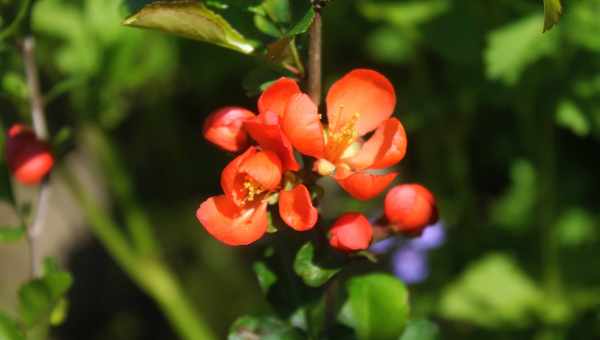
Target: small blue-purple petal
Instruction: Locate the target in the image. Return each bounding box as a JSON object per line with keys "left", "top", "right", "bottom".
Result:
{"left": 408, "top": 221, "right": 446, "bottom": 251}
{"left": 392, "top": 247, "right": 429, "bottom": 284}
{"left": 369, "top": 236, "right": 399, "bottom": 254}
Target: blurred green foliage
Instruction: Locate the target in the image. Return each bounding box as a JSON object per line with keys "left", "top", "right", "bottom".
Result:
{"left": 1, "top": 0, "right": 600, "bottom": 339}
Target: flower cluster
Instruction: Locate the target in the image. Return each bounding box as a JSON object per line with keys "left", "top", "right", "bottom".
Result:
{"left": 197, "top": 69, "right": 436, "bottom": 251}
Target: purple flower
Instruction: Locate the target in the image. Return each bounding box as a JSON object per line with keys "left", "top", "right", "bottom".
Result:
{"left": 392, "top": 247, "right": 429, "bottom": 284}
{"left": 369, "top": 236, "right": 399, "bottom": 254}
{"left": 407, "top": 221, "right": 446, "bottom": 251}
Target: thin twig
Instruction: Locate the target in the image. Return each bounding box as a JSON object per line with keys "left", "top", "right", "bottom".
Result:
{"left": 21, "top": 36, "right": 52, "bottom": 277}
{"left": 307, "top": 6, "right": 322, "bottom": 105}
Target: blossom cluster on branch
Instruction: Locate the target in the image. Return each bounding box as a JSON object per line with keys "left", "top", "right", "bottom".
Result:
{"left": 196, "top": 69, "right": 438, "bottom": 250}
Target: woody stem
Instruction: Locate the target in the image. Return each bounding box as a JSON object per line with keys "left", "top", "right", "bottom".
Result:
{"left": 307, "top": 3, "right": 323, "bottom": 105}
{"left": 21, "top": 36, "right": 51, "bottom": 278}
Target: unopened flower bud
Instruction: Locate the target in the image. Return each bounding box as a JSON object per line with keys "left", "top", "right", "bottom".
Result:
{"left": 5, "top": 124, "right": 54, "bottom": 185}
{"left": 203, "top": 107, "right": 255, "bottom": 152}
{"left": 329, "top": 213, "right": 373, "bottom": 252}
{"left": 384, "top": 184, "right": 438, "bottom": 235}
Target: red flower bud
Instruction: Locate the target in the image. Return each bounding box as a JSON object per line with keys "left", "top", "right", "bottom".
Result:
{"left": 384, "top": 184, "right": 438, "bottom": 234}
{"left": 5, "top": 124, "right": 54, "bottom": 185}
{"left": 203, "top": 107, "right": 256, "bottom": 152}
{"left": 329, "top": 213, "right": 373, "bottom": 252}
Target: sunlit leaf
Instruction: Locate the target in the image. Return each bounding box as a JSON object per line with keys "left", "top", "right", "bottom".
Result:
{"left": 543, "top": 0, "right": 562, "bottom": 32}
{"left": 0, "top": 313, "right": 25, "bottom": 340}
{"left": 554, "top": 208, "right": 597, "bottom": 247}
{"left": 228, "top": 315, "right": 303, "bottom": 340}
{"left": 399, "top": 319, "right": 440, "bottom": 340}
{"left": 293, "top": 242, "right": 339, "bottom": 287}
{"left": 439, "top": 253, "right": 544, "bottom": 328}
{"left": 0, "top": 225, "right": 25, "bottom": 243}
{"left": 485, "top": 15, "right": 559, "bottom": 85}
{"left": 123, "top": 0, "right": 255, "bottom": 54}
{"left": 556, "top": 99, "right": 590, "bottom": 137}
{"left": 342, "top": 273, "right": 409, "bottom": 340}
{"left": 359, "top": 0, "right": 449, "bottom": 29}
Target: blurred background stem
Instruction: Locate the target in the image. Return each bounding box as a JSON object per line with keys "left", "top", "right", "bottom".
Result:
{"left": 61, "top": 126, "right": 216, "bottom": 340}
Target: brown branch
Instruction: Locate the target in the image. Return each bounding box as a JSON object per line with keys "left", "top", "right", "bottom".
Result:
{"left": 307, "top": 8, "right": 322, "bottom": 105}
{"left": 21, "top": 36, "right": 52, "bottom": 277}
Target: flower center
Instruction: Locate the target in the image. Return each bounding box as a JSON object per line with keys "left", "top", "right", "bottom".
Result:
{"left": 326, "top": 111, "right": 360, "bottom": 162}
{"left": 242, "top": 176, "right": 265, "bottom": 203}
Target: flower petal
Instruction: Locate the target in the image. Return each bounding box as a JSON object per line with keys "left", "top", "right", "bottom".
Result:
{"left": 336, "top": 171, "right": 397, "bottom": 200}
{"left": 258, "top": 77, "right": 300, "bottom": 117}
{"left": 221, "top": 147, "right": 257, "bottom": 205}
{"left": 328, "top": 213, "right": 373, "bottom": 252}
{"left": 326, "top": 69, "right": 396, "bottom": 136}
{"left": 196, "top": 195, "right": 268, "bottom": 246}
{"left": 345, "top": 118, "right": 407, "bottom": 170}
{"left": 239, "top": 150, "right": 282, "bottom": 191}
{"left": 202, "top": 106, "right": 256, "bottom": 152}
{"left": 279, "top": 184, "right": 318, "bottom": 231}
{"left": 245, "top": 119, "right": 300, "bottom": 171}
{"left": 282, "top": 93, "right": 325, "bottom": 158}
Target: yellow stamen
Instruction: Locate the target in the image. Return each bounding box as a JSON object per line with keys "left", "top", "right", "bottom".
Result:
{"left": 326, "top": 111, "right": 360, "bottom": 161}
{"left": 243, "top": 177, "right": 265, "bottom": 203}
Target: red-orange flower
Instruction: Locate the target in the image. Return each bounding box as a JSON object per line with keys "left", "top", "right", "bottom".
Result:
{"left": 281, "top": 69, "right": 407, "bottom": 200}
{"left": 384, "top": 184, "right": 438, "bottom": 235}
{"left": 244, "top": 78, "right": 302, "bottom": 171}
{"left": 329, "top": 213, "right": 373, "bottom": 252}
{"left": 203, "top": 106, "right": 256, "bottom": 152}
{"left": 5, "top": 124, "right": 54, "bottom": 185}
{"left": 197, "top": 147, "right": 318, "bottom": 245}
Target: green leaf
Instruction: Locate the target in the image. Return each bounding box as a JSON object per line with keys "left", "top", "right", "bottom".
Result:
{"left": 543, "top": 0, "right": 562, "bottom": 32}
{"left": 485, "top": 14, "right": 559, "bottom": 85}
{"left": 286, "top": 8, "right": 314, "bottom": 36}
{"left": 123, "top": 1, "right": 255, "bottom": 54}
{"left": 293, "top": 242, "right": 340, "bottom": 287}
{"left": 49, "top": 299, "right": 68, "bottom": 326}
{"left": 554, "top": 208, "right": 597, "bottom": 247}
{"left": 359, "top": 0, "right": 450, "bottom": 29}
{"left": 253, "top": 261, "right": 277, "bottom": 294}
{"left": 439, "top": 253, "right": 544, "bottom": 328}
{"left": 0, "top": 225, "right": 26, "bottom": 243}
{"left": 343, "top": 273, "right": 409, "bottom": 340}
{"left": 555, "top": 99, "right": 590, "bottom": 137}
{"left": 228, "top": 315, "right": 303, "bottom": 340}
{"left": 0, "top": 313, "right": 25, "bottom": 340}
{"left": 261, "top": 0, "right": 290, "bottom": 24}
{"left": 490, "top": 160, "right": 537, "bottom": 232}
{"left": 399, "top": 319, "right": 440, "bottom": 340}
{"left": 19, "top": 281, "right": 53, "bottom": 327}
{"left": 18, "top": 258, "right": 73, "bottom": 327}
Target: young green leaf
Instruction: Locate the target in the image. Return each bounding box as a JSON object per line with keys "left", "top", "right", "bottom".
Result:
{"left": 123, "top": 1, "right": 255, "bottom": 54}
{"left": 253, "top": 261, "right": 278, "bottom": 293}
{"left": 438, "top": 253, "right": 544, "bottom": 328}
{"left": 0, "top": 225, "right": 26, "bottom": 243}
{"left": 0, "top": 313, "right": 25, "bottom": 340}
{"left": 18, "top": 258, "right": 73, "bottom": 327}
{"left": 286, "top": 8, "right": 315, "bottom": 36}
{"left": 399, "top": 319, "right": 440, "bottom": 340}
{"left": 343, "top": 273, "right": 410, "bottom": 340}
{"left": 293, "top": 242, "right": 340, "bottom": 287}
{"left": 485, "top": 14, "right": 559, "bottom": 85}
{"left": 543, "top": 0, "right": 562, "bottom": 32}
